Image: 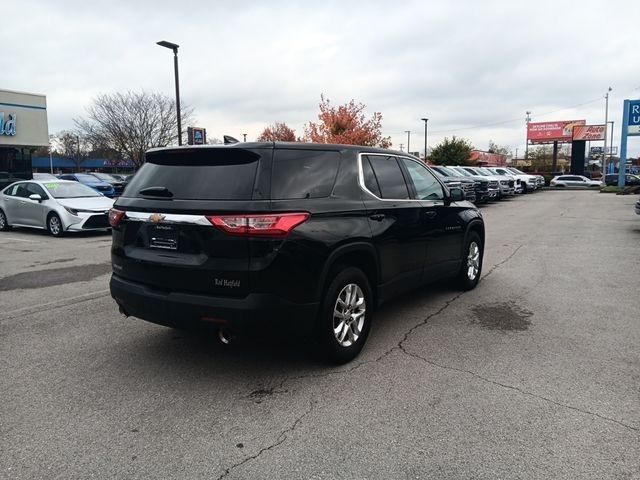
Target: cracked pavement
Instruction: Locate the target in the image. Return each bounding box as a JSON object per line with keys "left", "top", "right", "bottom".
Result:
{"left": 2, "top": 191, "right": 639, "bottom": 479}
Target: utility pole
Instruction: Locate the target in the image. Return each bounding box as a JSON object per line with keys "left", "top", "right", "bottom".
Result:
{"left": 399, "top": 143, "right": 404, "bottom": 152}
{"left": 525, "top": 111, "right": 531, "bottom": 160}
{"left": 515, "top": 147, "right": 519, "bottom": 162}
{"left": 603, "top": 87, "right": 612, "bottom": 177}
{"left": 405, "top": 130, "right": 411, "bottom": 154}
{"left": 243, "top": 133, "right": 247, "bottom": 142}
{"left": 421, "top": 118, "right": 428, "bottom": 161}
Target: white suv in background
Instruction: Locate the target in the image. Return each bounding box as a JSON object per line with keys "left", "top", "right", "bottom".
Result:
{"left": 505, "top": 167, "right": 541, "bottom": 192}
{"left": 550, "top": 175, "right": 601, "bottom": 188}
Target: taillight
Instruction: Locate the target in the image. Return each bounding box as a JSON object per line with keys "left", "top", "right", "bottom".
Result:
{"left": 108, "top": 208, "right": 126, "bottom": 227}
{"left": 206, "top": 213, "right": 310, "bottom": 237}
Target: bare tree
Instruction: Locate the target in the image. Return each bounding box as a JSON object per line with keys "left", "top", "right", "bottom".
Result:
{"left": 52, "top": 130, "right": 93, "bottom": 171}
{"left": 75, "top": 91, "right": 193, "bottom": 167}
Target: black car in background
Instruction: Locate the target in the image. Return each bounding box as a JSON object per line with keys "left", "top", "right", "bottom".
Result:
{"left": 430, "top": 165, "right": 478, "bottom": 203}
{"left": 604, "top": 173, "right": 640, "bottom": 186}
{"left": 109, "top": 143, "right": 485, "bottom": 363}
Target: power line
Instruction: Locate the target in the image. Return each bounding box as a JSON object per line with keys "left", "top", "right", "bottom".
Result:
{"left": 402, "top": 96, "right": 604, "bottom": 136}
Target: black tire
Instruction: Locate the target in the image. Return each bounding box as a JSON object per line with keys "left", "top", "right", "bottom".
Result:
{"left": 47, "top": 212, "right": 64, "bottom": 237}
{"left": 316, "top": 266, "right": 373, "bottom": 364}
{"left": 454, "top": 231, "right": 483, "bottom": 291}
{"left": 0, "top": 209, "right": 10, "bottom": 231}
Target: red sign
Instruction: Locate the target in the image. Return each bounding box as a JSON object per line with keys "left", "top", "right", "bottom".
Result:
{"left": 469, "top": 150, "right": 507, "bottom": 166}
{"left": 527, "top": 120, "right": 586, "bottom": 142}
{"left": 572, "top": 124, "right": 606, "bottom": 141}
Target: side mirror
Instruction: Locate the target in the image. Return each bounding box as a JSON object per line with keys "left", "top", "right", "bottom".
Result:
{"left": 449, "top": 187, "right": 464, "bottom": 202}
{"left": 29, "top": 194, "right": 42, "bottom": 202}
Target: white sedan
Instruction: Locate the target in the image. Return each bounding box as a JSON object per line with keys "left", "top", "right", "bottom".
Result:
{"left": 550, "top": 175, "right": 601, "bottom": 188}
{"left": 0, "top": 180, "right": 114, "bottom": 236}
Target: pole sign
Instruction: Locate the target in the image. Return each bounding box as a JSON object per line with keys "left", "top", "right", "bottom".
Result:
{"left": 572, "top": 124, "right": 606, "bottom": 141}
{"left": 618, "top": 99, "right": 640, "bottom": 188}
{"left": 627, "top": 100, "right": 640, "bottom": 136}
{"left": 527, "top": 120, "right": 585, "bottom": 143}
{"left": 187, "top": 126, "right": 206, "bottom": 145}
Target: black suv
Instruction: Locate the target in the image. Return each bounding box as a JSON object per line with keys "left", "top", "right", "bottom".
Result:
{"left": 109, "top": 143, "right": 485, "bottom": 363}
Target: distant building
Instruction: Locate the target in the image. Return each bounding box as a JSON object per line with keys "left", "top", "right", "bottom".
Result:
{"left": 0, "top": 89, "right": 49, "bottom": 188}
{"left": 468, "top": 150, "right": 508, "bottom": 166}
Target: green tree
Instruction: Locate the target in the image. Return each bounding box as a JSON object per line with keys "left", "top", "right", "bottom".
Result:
{"left": 430, "top": 136, "right": 474, "bottom": 165}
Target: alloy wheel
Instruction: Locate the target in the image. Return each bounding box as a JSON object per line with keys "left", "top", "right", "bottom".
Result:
{"left": 467, "top": 241, "right": 480, "bottom": 281}
{"left": 332, "top": 283, "right": 366, "bottom": 347}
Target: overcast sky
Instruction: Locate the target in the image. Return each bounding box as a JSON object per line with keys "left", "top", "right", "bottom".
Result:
{"left": 4, "top": 0, "right": 640, "bottom": 156}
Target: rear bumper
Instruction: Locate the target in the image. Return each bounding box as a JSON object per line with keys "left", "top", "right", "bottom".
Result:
{"left": 110, "top": 274, "right": 319, "bottom": 336}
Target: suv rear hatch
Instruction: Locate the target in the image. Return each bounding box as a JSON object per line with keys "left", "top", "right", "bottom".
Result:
{"left": 111, "top": 147, "right": 270, "bottom": 298}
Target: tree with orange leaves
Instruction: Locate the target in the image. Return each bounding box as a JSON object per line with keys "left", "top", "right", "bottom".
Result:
{"left": 257, "top": 122, "right": 297, "bottom": 142}
{"left": 303, "top": 95, "right": 392, "bottom": 148}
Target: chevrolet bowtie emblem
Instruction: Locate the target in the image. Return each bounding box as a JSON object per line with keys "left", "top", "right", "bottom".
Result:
{"left": 149, "top": 213, "right": 165, "bottom": 223}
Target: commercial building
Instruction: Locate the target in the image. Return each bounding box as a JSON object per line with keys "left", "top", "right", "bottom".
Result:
{"left": 0, "top": 89, "right": 49, "bottom": 188}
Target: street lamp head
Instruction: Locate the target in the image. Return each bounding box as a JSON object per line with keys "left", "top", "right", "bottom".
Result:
{"left": 157, "top": 40, "right": 179, "bottom": 51}
{"left": 421, "top": 118, "right": 428, "bottom": 122}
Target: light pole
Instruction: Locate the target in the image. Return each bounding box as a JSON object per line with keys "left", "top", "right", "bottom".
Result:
{"left": 405, "top": 130, "right": 411, "bottom": 154}
{"left": 243, "top": 133, "right": 247, "bottom": 142}
{"left": 421, "top": 118, "right": 428, "bottom": 161}
{"left": 525, "top": 111, "right": 531, "bottom": 160}
{"left": 515, "top": 147, "right": 519, "bottom": 162}
{"left": 157, "top": 40, "right": 182, "bottom": 146}
{"left": 602, "top": 87, "right": 612, "bottom": 176}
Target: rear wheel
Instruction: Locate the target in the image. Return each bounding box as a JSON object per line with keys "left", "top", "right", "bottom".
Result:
{"left": 0, "top": 209, "right": 10, "bottom": 231}
{"left": 47, "top": 212, "right": 64, "bottom": 237}
{"left": 454, "top": 232, "right": 483, "bottom": 290}
{"left": 316, "top": 266, "right": 373, "bottom": 364}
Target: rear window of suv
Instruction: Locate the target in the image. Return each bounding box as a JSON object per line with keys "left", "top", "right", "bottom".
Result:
{"left": 126, "top": 148, "right": 261, "bottom": 200}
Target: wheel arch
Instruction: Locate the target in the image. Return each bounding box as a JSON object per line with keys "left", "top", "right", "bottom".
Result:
{"left": 315, "top": 242, "right": 379, "bottom": 307}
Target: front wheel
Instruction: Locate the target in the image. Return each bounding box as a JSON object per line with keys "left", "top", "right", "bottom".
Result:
{"left": 47, "top": 213, "right": 64, "bottom": 237}
{"left": 316, "top": 267, "right": 373, "bottom": 364}
{"left": 454, "top": 232, "right": 483, "bottom": 290}
{"left": 0, "top": 209, "right": 10, "bottom": 231}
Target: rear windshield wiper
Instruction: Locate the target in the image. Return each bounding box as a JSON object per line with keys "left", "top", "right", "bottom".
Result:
{"left": 138, "top": 186, "right": 174, "bottom": 198}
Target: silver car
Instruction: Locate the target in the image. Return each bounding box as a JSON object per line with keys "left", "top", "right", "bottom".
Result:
{"left": 0, "top": 180, "right": 114, "bottom": 236}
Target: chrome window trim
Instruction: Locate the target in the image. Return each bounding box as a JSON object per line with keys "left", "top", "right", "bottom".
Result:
{"left": 357, "top": 153, "right": 445, "bottom": 203}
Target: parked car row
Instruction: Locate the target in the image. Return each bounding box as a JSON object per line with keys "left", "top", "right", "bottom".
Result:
{"left": 33, "top": 172, "right": 133, "bottom": 197}
{"left": 429, "top": 165, "right": 544, "bottom": 204}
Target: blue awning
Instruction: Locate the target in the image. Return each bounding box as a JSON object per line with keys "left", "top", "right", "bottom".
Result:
{"left": 32, "top": 157, "right": 135, "bottom": 169}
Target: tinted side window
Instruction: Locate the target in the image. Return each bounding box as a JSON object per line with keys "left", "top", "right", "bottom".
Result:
{"left": 362, "top": 156, "right": 382, "bottom": 197}
{"left": 271, "top": 149, "right": 339, "bottom": 199}
{"left": 365, "top": 155, "right": 410, "bottom": 199}
{"left": 401, "top": 159, "right": 444, "bottom": 201}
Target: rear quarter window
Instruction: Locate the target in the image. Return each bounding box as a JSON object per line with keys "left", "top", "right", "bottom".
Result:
{"left": 271, "top": 149, "right": 340, "bottom": 199}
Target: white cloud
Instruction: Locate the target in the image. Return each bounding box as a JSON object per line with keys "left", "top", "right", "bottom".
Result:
{"left": 3, "top": 0, "right": 640, "bottom": 156}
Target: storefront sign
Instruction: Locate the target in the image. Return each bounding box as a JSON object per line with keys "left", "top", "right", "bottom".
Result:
{"left": 572, "top": 124, "right": 606, "bottom": 141}
{"left": 0, "top": 112, "right": 17, "bottom": 136}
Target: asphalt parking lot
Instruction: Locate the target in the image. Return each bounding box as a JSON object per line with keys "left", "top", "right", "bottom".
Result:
{"left": 2, "top": 191, "right": 639, "bottom": 479}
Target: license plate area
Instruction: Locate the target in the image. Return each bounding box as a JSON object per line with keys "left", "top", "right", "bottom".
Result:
{"left": 149, "top": 224, "right": 178, "bottom": 250}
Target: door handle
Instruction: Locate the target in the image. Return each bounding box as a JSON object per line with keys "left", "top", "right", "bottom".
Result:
{"left": 369, "top": 213, "right": 385, "bottom": 222}
{"left": 423, "top": 211, "right": 437, "bottom": 219}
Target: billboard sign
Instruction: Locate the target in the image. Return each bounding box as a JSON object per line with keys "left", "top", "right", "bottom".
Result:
{"left": 627, "top": 100, "right": 640, "bottom": 136}
{"left": 572, "top": 124, "right": 606, "bottom": 141}
{"left": 527, "top": 119, "right": 586, "bottom": 142}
